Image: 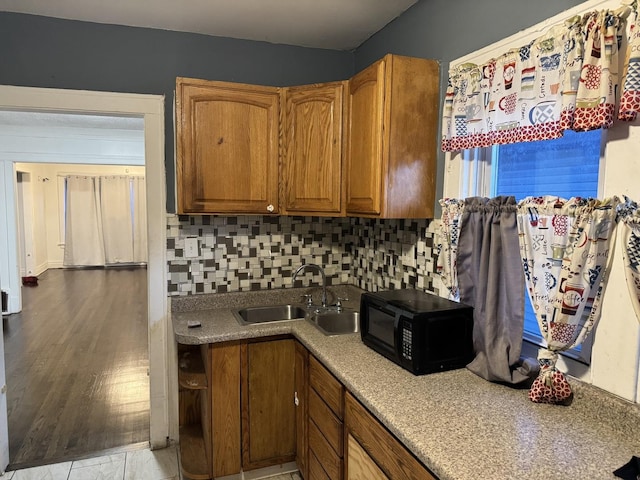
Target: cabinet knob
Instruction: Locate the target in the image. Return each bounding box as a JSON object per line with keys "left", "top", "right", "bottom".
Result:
{"left": 266, "top": 204, "right": 275, "bottom": 212}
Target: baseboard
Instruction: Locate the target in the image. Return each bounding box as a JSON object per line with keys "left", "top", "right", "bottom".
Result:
{"left": 34, "top": 262, "right": 48, "bottom": 276}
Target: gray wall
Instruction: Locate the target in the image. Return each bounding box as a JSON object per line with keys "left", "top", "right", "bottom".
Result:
{"left": 354, "top": 0, "right": 587, "bottom": 215}
{"left": 0, "top": 13, "right": 354, "bottom": 212}
{"left": 1, "top": 2, "right": 591, "bottom": 215}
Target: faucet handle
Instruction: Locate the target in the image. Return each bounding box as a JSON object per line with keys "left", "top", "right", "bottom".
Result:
{"left": 334, "top": 296, "right": 348, "bottom": 311}
{"left": 301, "top": 294, "right": 313, "bottom": 307}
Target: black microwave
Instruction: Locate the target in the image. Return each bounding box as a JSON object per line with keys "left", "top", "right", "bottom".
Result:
{"left": 360, "top": 289, "right": 474, "bottom": 375}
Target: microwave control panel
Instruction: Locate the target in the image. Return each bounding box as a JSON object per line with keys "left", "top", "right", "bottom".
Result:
{"left": 401, "top": 320, "right": 412, "bottom": 360}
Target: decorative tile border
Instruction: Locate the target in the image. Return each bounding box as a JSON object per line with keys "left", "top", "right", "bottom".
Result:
{"left": 166, "top": 215, "right": 440, "bottom": 296}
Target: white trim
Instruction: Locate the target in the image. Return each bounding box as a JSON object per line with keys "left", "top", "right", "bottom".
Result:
{"left": 0, "top": 85, "right": 173, "bottom": 448}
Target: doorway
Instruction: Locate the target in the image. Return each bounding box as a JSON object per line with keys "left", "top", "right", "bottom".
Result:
{"left": 8, "top": 158, "right": 150, "bottom": 467}
{"left": 0, "top": 85, "right": 172, "bottom": 474}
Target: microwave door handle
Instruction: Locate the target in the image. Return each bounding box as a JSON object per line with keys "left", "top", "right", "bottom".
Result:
{"left": 394, "top": 314, "right": 402, "bottom": 354}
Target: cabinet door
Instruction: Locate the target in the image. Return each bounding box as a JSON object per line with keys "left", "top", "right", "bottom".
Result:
{"left": 176, "top": 77, "right": 280, "bottom": 214}
{"left": 242, "top": 338, "right": 296, "bottom": 470}
{"left": 346, "top": 55, "right": 439, "bottom": 219}
{"left": 283, "top": 82, "right": 346, "bottom": 215}
{"left": 344, "top": 392, "right": 436, "bottom": 480}
{"left": 345, "top": 58, "right": 385, "bottom": 215}
{"left": 382, "top": 55, "right": 439, "bottom": 219}
{"left": 346, "top": 434, "right": 388, "bottom": 480}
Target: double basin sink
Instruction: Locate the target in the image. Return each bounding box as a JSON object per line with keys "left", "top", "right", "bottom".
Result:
{"left": 233, "top": 303, "right": 359, "bottom": 336}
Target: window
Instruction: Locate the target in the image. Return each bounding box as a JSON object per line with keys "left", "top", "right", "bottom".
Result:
{"left": 442, "top": 0, "right": 640, "bottom": 399}
{"left": 458, "top": 129, "right": 603, "bottom": 364}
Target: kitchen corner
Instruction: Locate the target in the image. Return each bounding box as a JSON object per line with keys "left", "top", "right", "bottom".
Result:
{"left": 172, "top": 285, "right": 640, "bottom": 480}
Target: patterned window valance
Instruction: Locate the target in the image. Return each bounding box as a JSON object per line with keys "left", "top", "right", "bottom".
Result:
{"left": 442, "top": 5, "right": 640, "bottom": 152}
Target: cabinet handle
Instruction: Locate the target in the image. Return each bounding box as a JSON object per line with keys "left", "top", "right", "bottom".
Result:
{"left": 266, "top": 204, "right": 275, "bottom": 212}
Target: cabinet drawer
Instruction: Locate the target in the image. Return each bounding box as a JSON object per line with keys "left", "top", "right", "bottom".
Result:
{"left": 309, "top": 449, "right": 332, "bottom": 480}
{"left": 309, "top": 356, "right": 344, "bottom": 419}
{"left": 309, "top": 387, "right": 343, "bottom": 456}
{"left": 309, "top": 418, "right": 343, "bottom": 480}
{"left": 345, "top": 392, "right": 435, "bottom": 480}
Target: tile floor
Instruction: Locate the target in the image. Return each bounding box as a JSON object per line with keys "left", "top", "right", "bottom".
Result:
{"left": 1, "top": 447, "right": 179, "bottom": 480}
{"left": 0, "top": 446, "right": 303, "bottom": 480}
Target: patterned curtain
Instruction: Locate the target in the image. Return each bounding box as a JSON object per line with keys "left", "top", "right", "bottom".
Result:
{"left": 516, "top": 196, "right": 619, "bottom": 404}
{"left": 436, "top": 198, "right": 465, "bottom": 301}
{"left": 617, "top": 197, "right": 640, "bottom": 320}
{"left": 620, "top": 8, "right": 640, "bottom": 120}
{"left": 442, "top": 8, "right": 629, "bottom": 152}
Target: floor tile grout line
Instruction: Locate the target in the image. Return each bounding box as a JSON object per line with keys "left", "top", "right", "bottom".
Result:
{"left": 123, "top": 450, "right": 129, "bottom": 480}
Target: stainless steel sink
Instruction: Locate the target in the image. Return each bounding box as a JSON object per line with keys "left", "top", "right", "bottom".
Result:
{"left": 308, "top": 309, "right": 360, "bottom": 336}
{"left": 233, "top": 304, "right": 307, "bottom": 325}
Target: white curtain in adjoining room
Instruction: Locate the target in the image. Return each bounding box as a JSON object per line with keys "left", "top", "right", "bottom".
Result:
{"left": 132, "top": 176, "right": 147, "bottom": 263}
{"left": 63, "top": 175, "right": 105, "bottom": 266}
{"left": 63, "top": 174, "right": 147, "bottom": 267}
{"left": 100, "top": 175, "right": 134, "bottom": 264}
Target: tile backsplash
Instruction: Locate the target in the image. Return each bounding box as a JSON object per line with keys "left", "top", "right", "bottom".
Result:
{"left": 166, "top": 215, "right": 439, "bottom": 296}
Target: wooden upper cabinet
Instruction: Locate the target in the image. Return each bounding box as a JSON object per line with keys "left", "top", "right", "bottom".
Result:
{"left": 282, "top": 82, "right": 347, "bottom": 216}
{"left": 176, "top": 77, "right": 280, "bottom": 214}
{"left": 346, "top": 54, "right": 440, "bottom": 219}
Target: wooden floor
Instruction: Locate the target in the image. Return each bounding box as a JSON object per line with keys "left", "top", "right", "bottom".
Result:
{"left": 2, "top": 267, "right": 150, "bottom": 470}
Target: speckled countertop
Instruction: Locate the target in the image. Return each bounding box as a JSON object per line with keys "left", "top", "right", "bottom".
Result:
{"left": 172, "top": 286, "right": 640, "bottom": 480}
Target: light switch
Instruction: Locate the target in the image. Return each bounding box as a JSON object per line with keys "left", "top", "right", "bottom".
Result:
{"left": 184, "top": 237, "right": 199, "bottom": 258}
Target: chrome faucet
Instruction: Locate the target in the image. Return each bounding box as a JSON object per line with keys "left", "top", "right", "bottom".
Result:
{"left": 292, "top": 263, "right": 327, "bottom": 308}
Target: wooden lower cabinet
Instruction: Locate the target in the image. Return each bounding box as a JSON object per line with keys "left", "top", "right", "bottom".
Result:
{"left": 309, "top": 449, "right": 332, "bottom": 480}
{"left": 177, "top": 343, "right": 212, "bottom": 480}
{"left": 308, "top": 355, "right": 344, "bottom": 480}
{"left": 344, "top": 392, "right": 436, "bottom": 480}
{"left": 241, "top": 337, "right": 297, "bottom": 470}
{"left": 346, "top": 434, "right": 388, "bottom": 480}
{"left": 178, "top": 337, "right": 297, "bottom": 479}
{"left": 177, "top": 339, "right": 435, "bottom": 480}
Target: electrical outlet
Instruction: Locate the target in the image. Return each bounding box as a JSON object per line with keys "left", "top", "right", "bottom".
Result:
{"left": 184, "top": 237, "right": 199, "bottom": 258}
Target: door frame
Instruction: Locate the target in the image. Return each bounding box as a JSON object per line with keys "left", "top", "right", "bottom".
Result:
{"left": 0, "top": 85, "right": 173, "bottom": 451}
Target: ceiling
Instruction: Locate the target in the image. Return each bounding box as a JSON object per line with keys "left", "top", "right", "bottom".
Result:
{"left": 0, "top": 0, "right": 418, "bottom": 51}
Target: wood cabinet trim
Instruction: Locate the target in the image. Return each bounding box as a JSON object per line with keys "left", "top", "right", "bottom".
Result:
{"left": 295, "top": 340, "right": 309, "bottom": 479}
{"left": 210, "top": 341, "right": 241, "bottom": 478}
